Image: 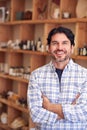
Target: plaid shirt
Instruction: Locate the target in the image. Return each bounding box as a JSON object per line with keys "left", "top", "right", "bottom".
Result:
{"left": 27, "top": 59, "right": 87, "bottom": 130}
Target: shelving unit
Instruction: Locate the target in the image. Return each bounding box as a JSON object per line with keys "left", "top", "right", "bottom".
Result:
{"left": 0, "top": 0, "right": 87, "bottom": 129}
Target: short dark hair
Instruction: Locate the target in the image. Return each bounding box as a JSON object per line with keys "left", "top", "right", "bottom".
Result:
{"left": 47, "top": 26, "right": 75, "bottom": 46}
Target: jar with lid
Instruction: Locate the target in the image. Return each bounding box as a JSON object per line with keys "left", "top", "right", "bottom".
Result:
{"left": 37, "top": 38, "right": 42, "bottom": 51}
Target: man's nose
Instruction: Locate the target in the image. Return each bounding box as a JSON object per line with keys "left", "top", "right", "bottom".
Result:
{"left": 57, "top": 43, "right": 62, "bottom": 49}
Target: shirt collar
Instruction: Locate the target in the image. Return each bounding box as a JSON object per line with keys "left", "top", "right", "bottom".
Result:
{"left": 49, "top": 59, "right": 74, "bottom": 71}
{"left": 65, "top": 59, "right": 75, "bottom": 71}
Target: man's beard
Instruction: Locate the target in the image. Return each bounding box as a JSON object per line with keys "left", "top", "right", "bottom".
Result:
{"left": 55, "top": 55, "right": 70, "bottom": 62}
{"left": 51, "top": 50, "right": 70, "bottom": 63}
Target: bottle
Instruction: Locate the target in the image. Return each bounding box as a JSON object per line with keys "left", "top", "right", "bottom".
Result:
{"left": 83, "top": 43, "right": 87, "bottom": 56}
{"left": 37, "top": 38, "right": 42, "bottom": 51}
{"left": 27, "top": 40, "right": 31, "bottom": 50}
{"left": 80, "top": 48, "right": 83, "bottom": 56}
{"left": 46, "top": 44, "right": 49, "bottom": 52}
{"left": 53, "top": 8, "right": 60, "bottom": 19}
{"left": 41, "top": 44, "right": 44, "bottom": 52}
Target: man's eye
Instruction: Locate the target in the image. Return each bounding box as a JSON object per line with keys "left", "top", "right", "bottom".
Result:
{"left": 63, "top": 42, "right": 67, "bottom": 44}
{"left": 51, "top": 42, "right": 57, "bottom": 45}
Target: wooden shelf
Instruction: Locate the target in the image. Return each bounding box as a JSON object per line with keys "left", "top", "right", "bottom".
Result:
{"left": 0, "top": 48, "right": 49, "bottom": 56}
{"left": 75, "top": 55, "right": 87, "bottom": 60}
{"left": 1, "top": 48, "right": 87, "bottom": 60}
{"left": 0, "top": 122, "right": 10, "bottom": 130}
{"left": 0, "top": 18, "right": 87, "bottom": 25}
{"left": 0, "top": 98, "right": 29, "bottom": 113}
{"left": 71, "top": 55, "right": 87, "bottom": 60}
{"left": 0, "top": 73, "right": 28, "bottom": 83}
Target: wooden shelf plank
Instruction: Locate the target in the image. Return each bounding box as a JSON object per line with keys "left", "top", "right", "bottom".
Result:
{"left": 0, "top": 48, "right": 49, "bottom": 56}
{"left": 0, "top": 122, "right": 10, "bottom": 130}
{"left": 0, "top": 98, "right": 29, "bottom": 113}
{"left": 0, "top": 73, "right": 28, "bottom": 83}
{"left": 0, "top": 18, "right": 87, "bottom": 25}
{"left": 75, "top": 55, "right": 87, "bottom": 60}
{"left": 0, "top": 48, "right": 87, "bottom": 59}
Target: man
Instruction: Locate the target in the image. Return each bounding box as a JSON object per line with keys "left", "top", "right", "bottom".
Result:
{"left": 27, "top": 26, "right": 87, "bottom": 130}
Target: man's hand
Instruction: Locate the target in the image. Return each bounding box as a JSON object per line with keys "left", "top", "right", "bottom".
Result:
{"left": 42, "top": 95, "right": 51, "bottom": 111}
{"left": 71, "top": 93, "right": 80, "bottom": 105}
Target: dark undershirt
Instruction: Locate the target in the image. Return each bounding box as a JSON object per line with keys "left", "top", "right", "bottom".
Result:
{"left": 56, "top": 68, "right": 63, "bottom": 82}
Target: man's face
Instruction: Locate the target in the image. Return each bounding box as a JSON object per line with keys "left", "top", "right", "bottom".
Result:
{"left": 48, "top": 33, "right": 74, "bottom": 62}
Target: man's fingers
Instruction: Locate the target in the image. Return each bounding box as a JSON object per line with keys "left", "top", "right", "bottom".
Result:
{"left": 72, "top": 93, "right": 80, "bottom": 105}
{"left": 75, "top": 93, "right": 80, "bottom": 99}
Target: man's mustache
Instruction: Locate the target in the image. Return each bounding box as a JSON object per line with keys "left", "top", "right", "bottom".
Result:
{"left": 52, "top": 49, "right": 64, "bottom": 54}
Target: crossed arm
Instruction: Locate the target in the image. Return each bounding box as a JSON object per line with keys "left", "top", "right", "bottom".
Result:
{"left": 42, "top": 93, "right": 80, "bottom": 119}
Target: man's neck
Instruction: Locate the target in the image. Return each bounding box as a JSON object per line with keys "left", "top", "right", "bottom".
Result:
{"left": 53, "top": 59, "right": 69, "bottom": 70}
